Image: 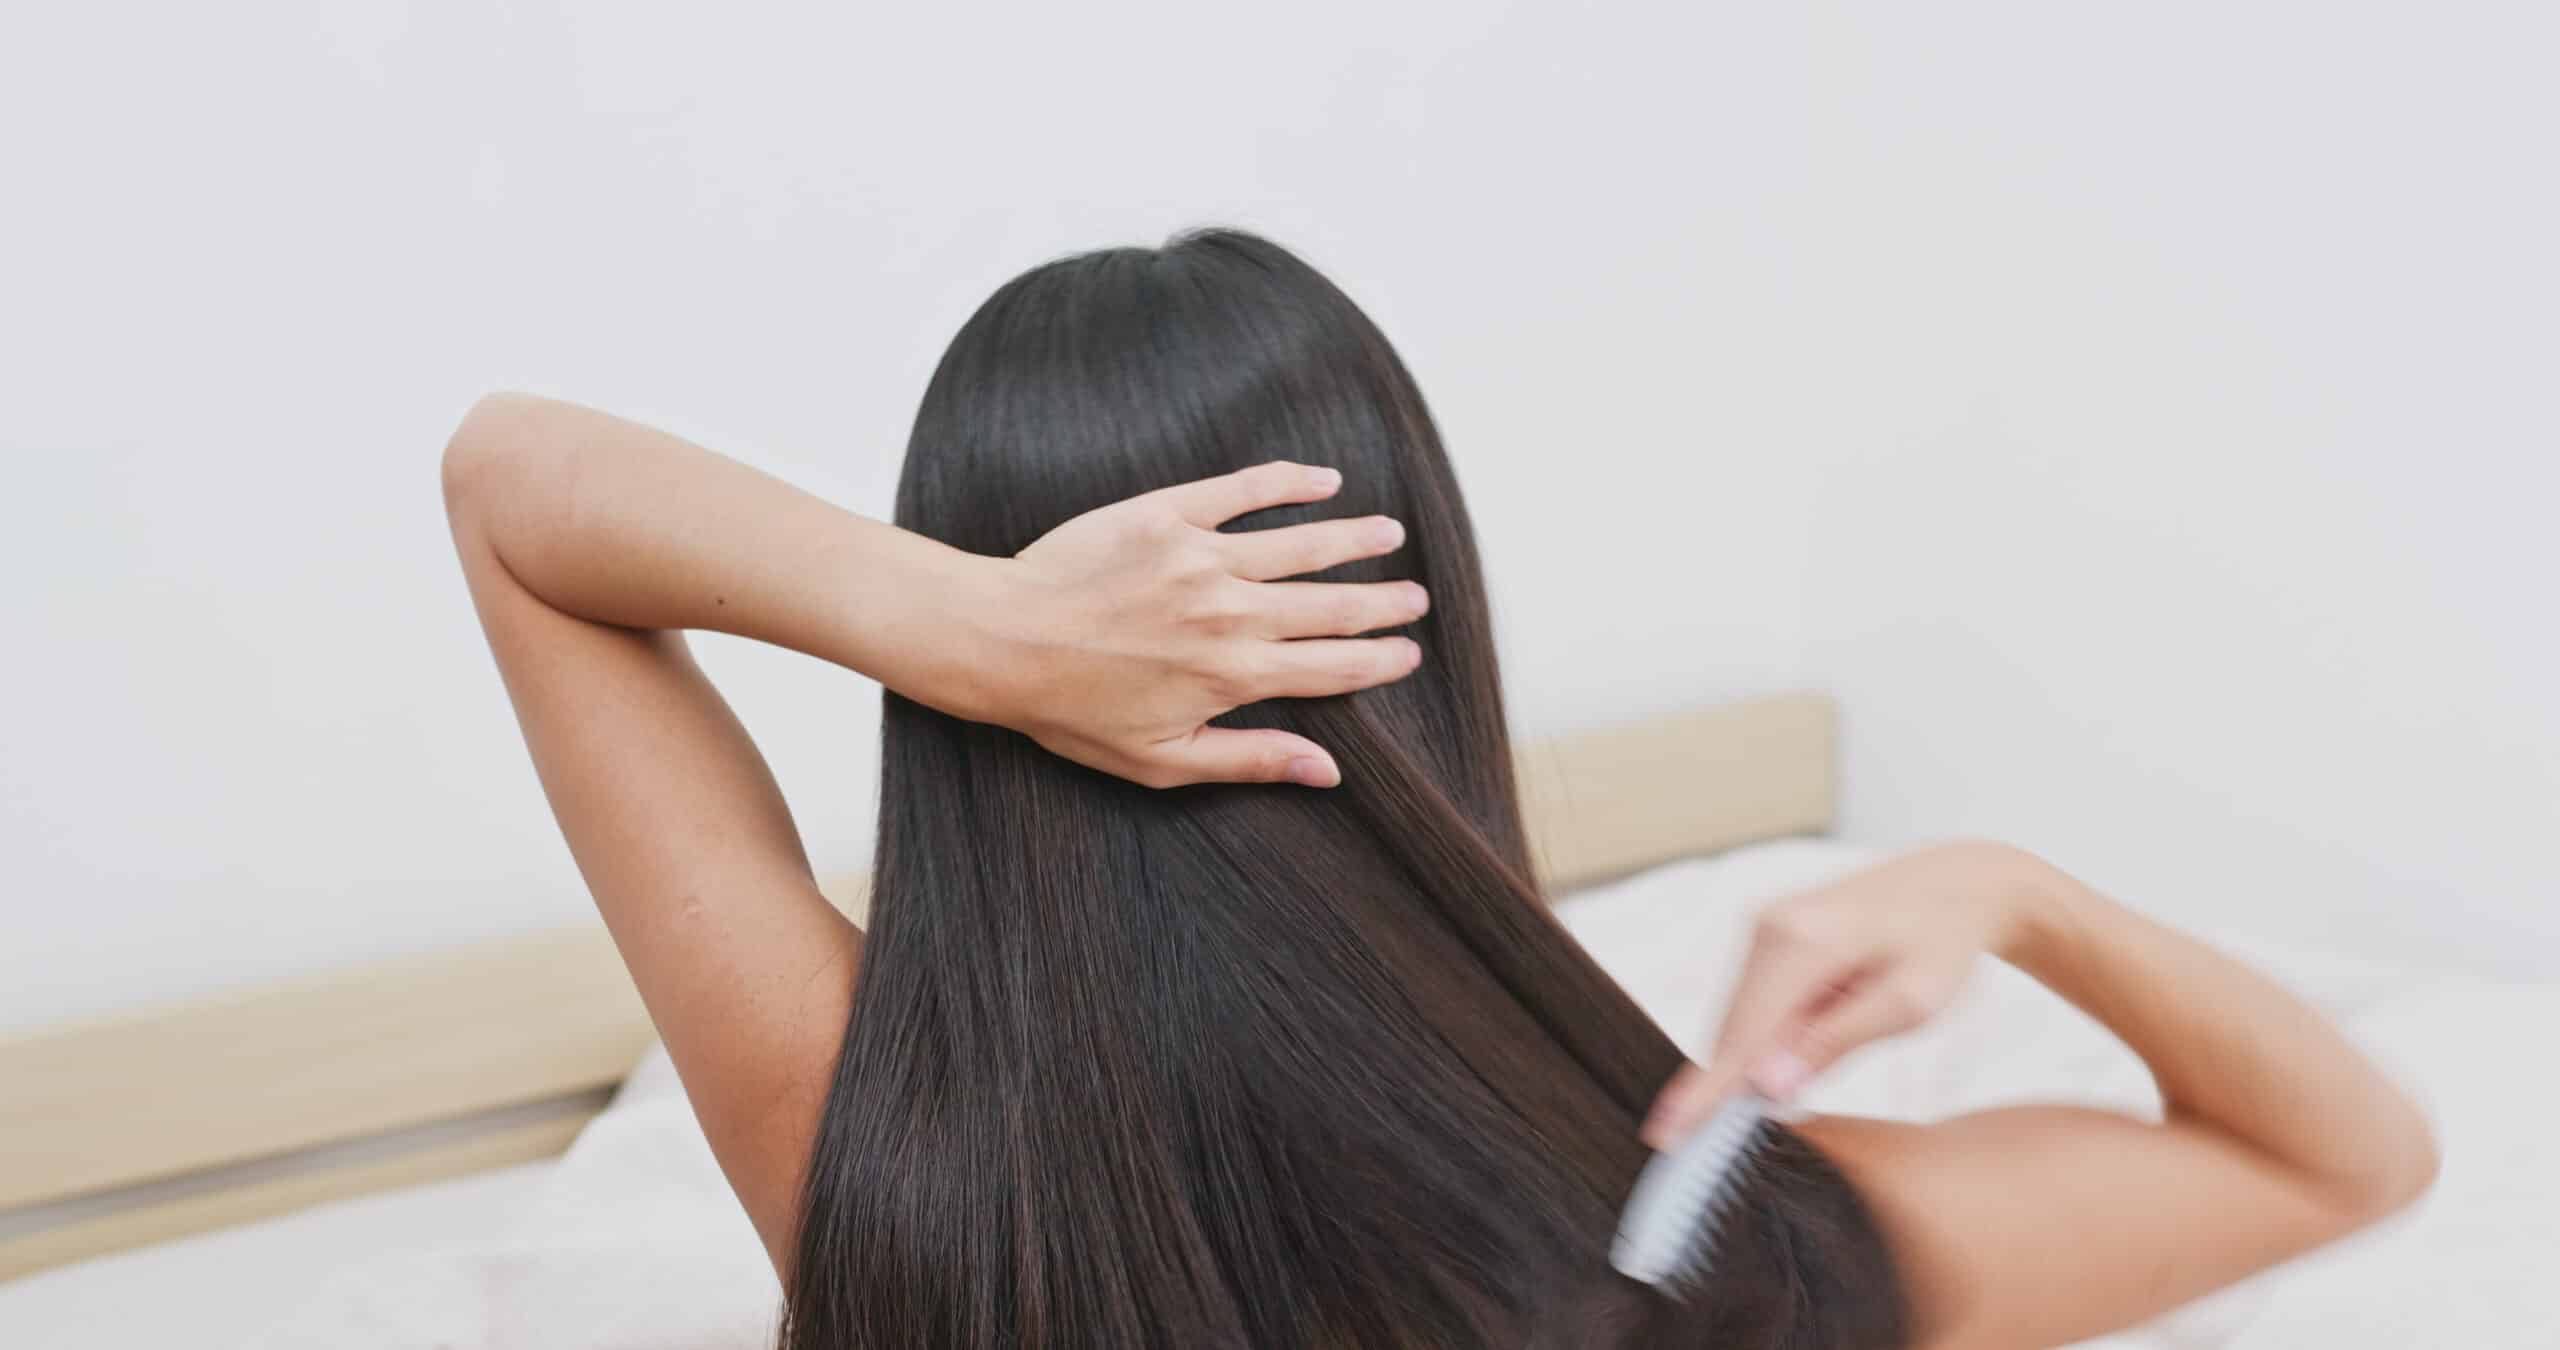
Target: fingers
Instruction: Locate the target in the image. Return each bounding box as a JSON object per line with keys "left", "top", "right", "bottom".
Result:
{"left": 1249, "top": 636, "right": 1424, "bottom": 700}
{"left": 1221, "top": 514, "right": 1406, "bottom": 581}
{"left": 1153, "top": 461, "right": 1343, "bottom": 529}
{"left": 1787, "top": 977, "right": 1929, "bottom": 1082}
{"left": 1120, "top": 632, "right": 1419, "bottom": 786}
{"left": 1711, "top": 940, "right": 1841, "bottom": 1090}
{"left": 1144, "top": 727, "right": 1342, "bottom": 789}
{"left": 1250, "top": 580, "right": 1430, "bottom": 639}
{"left": 1643, "top": 915, "right": 1850, "bottom": 1148}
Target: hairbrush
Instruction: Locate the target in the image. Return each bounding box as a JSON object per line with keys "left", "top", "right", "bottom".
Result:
{"left": 1610, "top": 1089, "right": 1772, "bottom": 1290}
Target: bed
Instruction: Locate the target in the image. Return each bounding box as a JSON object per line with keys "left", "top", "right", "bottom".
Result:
{"left": 4, "top": 692, "right": 2550, "bottom": 1347}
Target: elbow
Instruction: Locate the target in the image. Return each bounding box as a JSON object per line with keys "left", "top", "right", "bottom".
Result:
{"left": 439, "top": 391, "right": 557, "bottom": 524}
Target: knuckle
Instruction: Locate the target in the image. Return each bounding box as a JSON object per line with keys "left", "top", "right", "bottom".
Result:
{"left": 1166, "top": 528, "right": 1215, "bottom": 566}
{"left": 1191, "top": 548, "right": 1236, "bottom": 588}
{"left": 1878, "top": 978, "right": 1933, "bottom": 1024}
{"left": 1754, "top": 906, "right": 1814, "bottom": 948}
{"left": 1203, "top": 660, "right": 1262, "bottom": 707}
{"left": 1184, "top": 572, "right": 1239, "bottom": 612}
{"left": 1225, "top": 585, "right": 1274, "bottom": 632}
{"left": 1192, "top": 603, "right": 1242, "bottom": 638}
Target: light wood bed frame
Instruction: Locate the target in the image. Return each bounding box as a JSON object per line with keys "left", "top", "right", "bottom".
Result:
{"left": 0, "top": 692, "right": 1836, "bottom": 1282}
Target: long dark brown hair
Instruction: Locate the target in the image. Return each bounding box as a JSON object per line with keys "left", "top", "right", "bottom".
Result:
{"left": 782, "top": 230, "right": 1906, "bottom": 1348}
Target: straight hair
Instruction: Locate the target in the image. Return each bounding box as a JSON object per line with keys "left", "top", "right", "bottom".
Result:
{"left": 782, "top": 230, "right": 1907, "bottom": 1348}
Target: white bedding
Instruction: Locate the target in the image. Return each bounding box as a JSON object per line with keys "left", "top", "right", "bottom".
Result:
{"left": 0, "top": 1159, "right": 551, "bottom": 1349}
{"left": 8, "top": 839, "right": 2550, "bottom": 1348}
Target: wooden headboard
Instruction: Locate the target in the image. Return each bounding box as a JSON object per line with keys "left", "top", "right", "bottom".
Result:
{"left": 0, "top": 691, "right": 1835, "bottom": 1280}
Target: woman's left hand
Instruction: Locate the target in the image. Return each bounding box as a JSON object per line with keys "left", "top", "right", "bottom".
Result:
{"left": 1641, "top": 843, "right": 2025, "bottom": 1148}
{"left": 971, "top": 461, "right": 1431, "bottom": 790}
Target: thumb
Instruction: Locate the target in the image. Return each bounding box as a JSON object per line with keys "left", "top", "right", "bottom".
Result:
{"left": 1641, "top": 1061, "right": 1725, "bottom": 1152}
{"left": 1153, "top": 727, "right": 1342, "bottom": 789}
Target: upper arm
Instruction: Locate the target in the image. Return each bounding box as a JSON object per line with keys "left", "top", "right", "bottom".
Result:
{"left": 443, "top": 413, "right": 859, "bottom": 1276}
{"left": 1799, "top": 1107, "right": 2422, "bottom": 1350}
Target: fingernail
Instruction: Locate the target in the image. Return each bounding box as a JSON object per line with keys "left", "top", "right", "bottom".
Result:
{"left": 1374, "top": 517, "right": 1405, "bottom": 548}
{"left": 1287, "top": 756, "right": 1340, "bottom": 787}
{"left": 1749, "top": 1050, "right": 1811, "bottom": 1102}
{"left": 1314, "top": 467, "right": 1343, "bottom": 490}
{"left": 1642, "top": 1099, "right": 1699, "bottom": 1151}
{"left": 1403, "top": 583, "right": 1430, "bottom": 618}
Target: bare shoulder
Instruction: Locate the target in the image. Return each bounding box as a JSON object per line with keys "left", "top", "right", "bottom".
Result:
{"left": 1798, "top": 1108, "right": 2419, "bottom": 1350}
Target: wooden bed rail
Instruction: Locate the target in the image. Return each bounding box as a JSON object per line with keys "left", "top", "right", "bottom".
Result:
{"left": 0, "top": 691, "right": 1836, "bottom": 1280}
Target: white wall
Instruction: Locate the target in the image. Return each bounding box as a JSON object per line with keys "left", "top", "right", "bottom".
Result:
{"left": 1788, "top": 5, "right": 2560, "bottom": 978}
{"left": 0, "top": 2, "right": 1822, "bottom": 1032}
{"left": 4, "top": 3, "right": 2550, "bottom": 1033}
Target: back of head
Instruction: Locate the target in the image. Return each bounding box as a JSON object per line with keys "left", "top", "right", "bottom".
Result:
{"left": 783, "top": 230, "right": 1907, "bottom": 1349}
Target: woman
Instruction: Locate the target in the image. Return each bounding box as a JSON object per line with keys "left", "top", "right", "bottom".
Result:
{"left": 443, "top": 230, "right": 2436, "bottom": 1348}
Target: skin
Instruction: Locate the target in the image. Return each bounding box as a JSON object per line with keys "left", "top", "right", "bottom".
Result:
{"left": 446, "top": 395, "right": 2438, "bottom": 1346}
{"left": 442, "top": 392, "right": 1425, "bottom": 1275}
{"left": 1644, "top": 842, "right": 2442, "bottom": 1349}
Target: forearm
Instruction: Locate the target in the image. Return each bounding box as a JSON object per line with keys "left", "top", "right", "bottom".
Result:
{"left": 441, "top": 391, "right": 1003, "bottom": 717}
{"left": 1988, "top": 844, "right": 2439, "bottom": 1212}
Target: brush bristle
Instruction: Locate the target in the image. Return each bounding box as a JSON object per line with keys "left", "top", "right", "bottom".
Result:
{"left": 1609, "top": 1092, "right": 1771, "bottom": 1290}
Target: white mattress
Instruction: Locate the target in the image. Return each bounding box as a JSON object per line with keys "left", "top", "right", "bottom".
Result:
{"left": 0, "top": 1160, "right": 553, "bottom": 1349}
{"left": 6, "top": 839, "right": 2549, "bottom": 1348}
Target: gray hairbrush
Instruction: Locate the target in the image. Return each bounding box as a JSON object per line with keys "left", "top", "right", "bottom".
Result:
{"left": 1610, "top": 1091, "right": 1772, "bottom": 1290}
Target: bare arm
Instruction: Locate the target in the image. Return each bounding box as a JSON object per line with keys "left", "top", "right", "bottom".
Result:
{"left": 1647, "top": 843, "right": 2439, "bottom": 1350}
{"left": 440, "top": 392, "right": 1426, "bottom": 1274}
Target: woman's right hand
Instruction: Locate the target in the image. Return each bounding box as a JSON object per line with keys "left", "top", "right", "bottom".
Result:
{"left": 1641, "top": 841, "right": 2042, "bottom": 1149}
